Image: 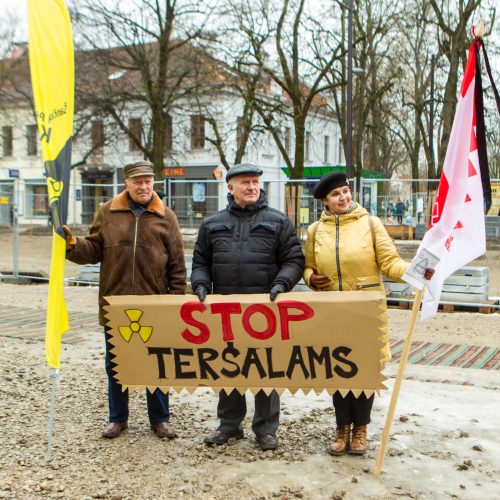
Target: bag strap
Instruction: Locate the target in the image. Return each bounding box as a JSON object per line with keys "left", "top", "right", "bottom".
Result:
{"left": 311, "top": 220, "right": 321, "bottom": 257}
{"left": 368, "top": 216, "right": 377, "bottom": 259}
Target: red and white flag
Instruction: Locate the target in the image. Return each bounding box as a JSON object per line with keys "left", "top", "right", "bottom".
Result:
{"left": 417, "top": 39, "right": 489, "bottom": 320}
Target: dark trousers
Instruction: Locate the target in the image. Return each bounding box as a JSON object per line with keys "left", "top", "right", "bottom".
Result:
{"left": 217, "top": 389, "right": 280, "bottom": 436}
{"left": 333, "top": 392, "right": 374, "bottom": 427}
{"left": 104, "top": 329, "right": 170, "bottom": 424}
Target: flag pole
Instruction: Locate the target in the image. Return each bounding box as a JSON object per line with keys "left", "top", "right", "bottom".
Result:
{"left": 46, "top": 368, "right": 59, "bottom": 461}
{"left": 373, "top": 288, "right": 423, "bottom": 475}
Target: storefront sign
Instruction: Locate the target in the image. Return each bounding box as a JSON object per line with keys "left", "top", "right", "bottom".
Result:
{"left": 163, "top": 167, "right": 185, "bottom": 177}
{"left": 104, "top": 291, "right": 387, "bottom": 396}
{"left": 8, "top": 169, "right": 19, "bottom": 179}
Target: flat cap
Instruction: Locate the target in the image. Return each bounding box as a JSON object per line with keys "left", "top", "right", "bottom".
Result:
{"left": 313, "top": 171, "right": 350, "bottom": 199}
{"left": 226, "top": 163, "right": 263, "bottom": 182}
{"left": 124, "top": 160, "right": 155, "bottom": 179}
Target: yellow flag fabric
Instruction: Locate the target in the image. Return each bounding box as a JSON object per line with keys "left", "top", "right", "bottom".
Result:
{"left": 28, "top": 0, "right": 75, "bottom": 369}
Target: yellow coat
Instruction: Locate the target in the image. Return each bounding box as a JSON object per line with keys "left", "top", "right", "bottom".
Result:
{"left": 304, "top": 203, "right": 409, "bottom": 364}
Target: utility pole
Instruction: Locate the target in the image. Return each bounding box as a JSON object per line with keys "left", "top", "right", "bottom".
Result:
{"left": 346, "top": 0, "right": 354, "bottom": 179}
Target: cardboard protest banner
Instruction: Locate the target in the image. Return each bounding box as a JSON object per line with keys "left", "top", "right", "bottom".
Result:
{"left": 104, "top": 291, "right": 388, "bottom": 396}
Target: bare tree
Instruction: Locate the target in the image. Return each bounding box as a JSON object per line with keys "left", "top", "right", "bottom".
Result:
{"left": 324, "top": 0, "right": 402, "bottom": 183}
{"left": 72, "top": 0, "right": 213, "bottom": 177}
{"left": 231, "top": 0, "right": 343, "bottom": 179}
{"left": 429, "top": 0, "right": 495, "bottom": 175}
{"left": 388, "top": 0, "right": 436, "bottom": 189}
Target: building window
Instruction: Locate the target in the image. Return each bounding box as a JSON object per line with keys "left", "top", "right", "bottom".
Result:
{"left": 305, "top": 131, "right": 311, "bottom": 161}
{"left": 25, "top": 181, "right": 49, "bottom": 218}
{"left": 91, "top": 120, "right": 104, "bottom": 155}
{"left": 2, "top": 126, "right": 12, "bottom": 156}
{"left": 165, "top": 114, "right": 173, "bottom": 152}
{"left": 191, "top": 115, "right": 205, "bottom": 149}
{"left": 284, "top": 127, "right": 291, "bottom": 155}
{"left": 324, "top": 135, "right": 330, "bottom": 163}
{"left": 27, "top": 125, "right": 38, "bottom": 156}
{"left": 128, "top": 118, "right": 142, "bottom": 151}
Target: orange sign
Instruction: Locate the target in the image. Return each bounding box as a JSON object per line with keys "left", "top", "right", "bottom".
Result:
{"left": 163, "top": 167, "right": 185, "bottom": 177}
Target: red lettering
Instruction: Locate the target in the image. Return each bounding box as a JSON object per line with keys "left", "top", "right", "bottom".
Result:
{"left": 210, "top": 302, "right": 242, "bottom": 341}
{"left": 277, "top": 301, "right": 315, "bottom": 340}
{"left": 180, "top": 301, "right": 210, "bottom": 344}
{"left": 242, "top": 304, "right": 276, "bottom": 340}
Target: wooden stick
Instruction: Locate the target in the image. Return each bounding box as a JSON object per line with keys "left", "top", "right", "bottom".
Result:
{"left": 373, "top": 288, "right": 424, "bottom": 475}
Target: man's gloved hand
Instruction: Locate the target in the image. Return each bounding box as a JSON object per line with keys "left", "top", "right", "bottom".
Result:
{"left": 62, "top": 225, "right": 76, "bottom": 249}
{"left": 194, "top": 285, "right": 209, "bottom": 302}
{"left": 269, "top": 283, "right": 287, "bottom": 302}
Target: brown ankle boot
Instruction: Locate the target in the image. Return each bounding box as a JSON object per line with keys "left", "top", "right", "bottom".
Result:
{"left": 350, "top": 425, "right": 368, "bottom": 454}
{"left": 329, "top": 424, "right": 351, "bottom": 456}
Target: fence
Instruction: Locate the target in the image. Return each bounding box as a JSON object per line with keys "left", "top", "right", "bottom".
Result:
{"left": 1, "top": 177, "right": 499, "bottom": 231}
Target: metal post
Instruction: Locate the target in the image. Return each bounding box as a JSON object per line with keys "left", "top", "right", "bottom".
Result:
{"left": 46, "top": 368, "right": 59, "bottom": 461}
{"left": 13, "top": 180, "right": 19, "bottom": 278}
{"left": 346, "top": 0, "right": 354, "bottom": 179}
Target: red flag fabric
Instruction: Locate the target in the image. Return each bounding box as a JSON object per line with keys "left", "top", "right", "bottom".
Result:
{"left": 417, "top": 40, "right": 486, "bottom": 320}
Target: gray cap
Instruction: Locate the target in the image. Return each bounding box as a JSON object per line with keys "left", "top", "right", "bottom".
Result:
{"left": 226, "top": 163, "right": 263, "bottom": 182}
{"left": 124, "top": 160, "right": 155, "bottom": 179}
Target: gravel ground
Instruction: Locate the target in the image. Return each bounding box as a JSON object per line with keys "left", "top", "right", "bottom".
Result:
{"left": 0, "top": 232, "right": 499, "bottom": 499}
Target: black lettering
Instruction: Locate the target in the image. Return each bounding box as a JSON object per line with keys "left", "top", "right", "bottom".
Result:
{"left": 307, "top": 346, "right": 333, "bottom": 379}
{"left": 286, "top": 346, "right": 310, "bottom": 379}
{"left": 147, "top": 347, "right": 171, "bottom": 379}
{"left": 332, "top": 346, "right": 358, "bottom": 378}
{"left": 241, "top": 348, "right": 267, "bottom": 379}
{"left": 173, "top": 348, "right": 196, "bottom": 379}
{"left": 221, "top": 342, "right": 241, "bottom": 378}
{"left": 265, "top": 347, "right": 285, "bottom": 378}
{"left": 39, "top": 125, "right": 52, "bottom": 144}
{"left": 197, "top": 348, "right": 220, "bottom": 380}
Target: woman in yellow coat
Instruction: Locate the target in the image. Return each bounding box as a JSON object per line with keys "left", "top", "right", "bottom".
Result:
{"left": 304, "top": 172, "right": 434, "bottom": 456}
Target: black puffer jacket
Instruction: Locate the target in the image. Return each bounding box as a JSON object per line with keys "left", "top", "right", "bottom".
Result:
{"left": 191, "top": 191, "right": 304, "bottom": 294}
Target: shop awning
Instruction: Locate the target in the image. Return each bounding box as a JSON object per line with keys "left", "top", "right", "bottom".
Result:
{"left": 280, "top": 165, "right": 385, "bottom": 179}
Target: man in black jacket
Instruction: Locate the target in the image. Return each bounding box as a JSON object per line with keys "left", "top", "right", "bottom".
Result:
{"left": 191, "top": 163, "right": 304, "bottom": 450}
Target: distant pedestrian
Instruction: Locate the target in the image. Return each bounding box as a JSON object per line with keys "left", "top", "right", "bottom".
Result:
{"left": 395, "top": 199, "right": 405, "bottom": 224}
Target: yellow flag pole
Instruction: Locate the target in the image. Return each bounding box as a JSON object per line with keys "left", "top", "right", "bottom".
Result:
{"left": 373, "top": 288, "right": 424, "bottom": 475}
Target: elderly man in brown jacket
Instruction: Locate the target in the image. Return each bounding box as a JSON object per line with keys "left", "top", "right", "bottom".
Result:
{"left": 63, "top": 160, "right": 186, "bottom": 439}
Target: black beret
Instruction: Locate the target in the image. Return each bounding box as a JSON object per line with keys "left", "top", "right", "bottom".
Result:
{"left": 313, "top": 171, "right": 350, "bottom": 199}
{"left": 226, "top": 163, "right": 263, "bottom": 182}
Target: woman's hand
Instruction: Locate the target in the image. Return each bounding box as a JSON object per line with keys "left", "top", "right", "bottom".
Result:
{"left": 424, "top": 268, "right": 435, "bottom": 280}
{"left": 310, "top": 268, "right": 330, "bottom": 290}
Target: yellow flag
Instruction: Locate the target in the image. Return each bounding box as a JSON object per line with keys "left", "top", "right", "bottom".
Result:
{"left": 28, "top": 0, "right": 74, "bottom": 369}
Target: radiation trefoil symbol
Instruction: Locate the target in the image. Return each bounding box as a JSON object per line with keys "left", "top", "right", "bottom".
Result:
{"left": 118, "top": 309, "right": 153, "bottom": 343}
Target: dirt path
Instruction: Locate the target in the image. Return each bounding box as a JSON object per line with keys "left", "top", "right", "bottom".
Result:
{"left": 1, "top": 231, "right": 499, "bottom": 499}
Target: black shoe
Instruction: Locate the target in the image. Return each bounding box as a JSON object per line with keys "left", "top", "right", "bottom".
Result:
{"left": 256, "top": 433, "right": 278, "bottom": 451}
{"left": 204, "top": 429, "right": 244, "bottom": 446}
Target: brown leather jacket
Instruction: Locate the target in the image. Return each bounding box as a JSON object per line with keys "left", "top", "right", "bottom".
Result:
{"left": 67, "top": 190, "right": 186, "bottom": 325}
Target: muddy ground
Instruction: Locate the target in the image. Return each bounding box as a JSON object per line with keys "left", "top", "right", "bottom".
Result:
{"left": 0, "top": 231, "right": 499, "bottom": 499}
